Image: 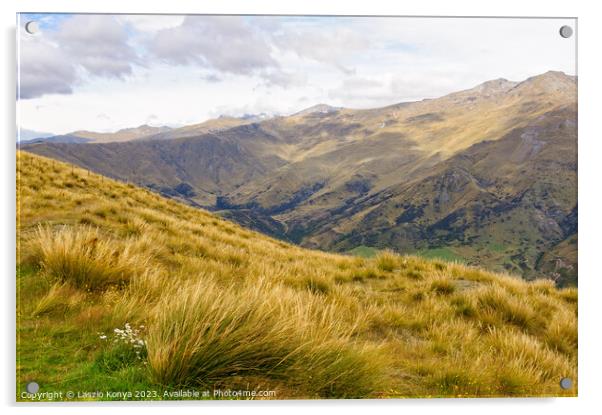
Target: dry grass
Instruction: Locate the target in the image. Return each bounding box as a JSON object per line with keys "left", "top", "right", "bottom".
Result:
{"left": 31, "top": 282, "right": 85, "bottom": 316}
{"left": 146, "top": 278, "right": 385, "bottom": 397}
{"left": 16, "top": 151, "right": 578, "bottom": 399}
{"left": 24, "top": 225, "right": 152, "bottom": 291}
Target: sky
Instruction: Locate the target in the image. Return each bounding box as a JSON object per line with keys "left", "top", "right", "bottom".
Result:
{"left": 17, "top": 14, "right": 576, "bottom": 136}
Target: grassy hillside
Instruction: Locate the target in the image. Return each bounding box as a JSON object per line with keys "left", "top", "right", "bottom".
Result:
{"left": 17, "top": 151, "right": 577, "bottom": 400}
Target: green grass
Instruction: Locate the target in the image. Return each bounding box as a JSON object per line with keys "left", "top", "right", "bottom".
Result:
{"left": 347, "top": 245, "right": 379, "bottom": 258}
{"left": 417, "top": 247, "right": 465, "bottom": 263}
{"left": 489, "top": 242, "right": 508, "bottom": 253}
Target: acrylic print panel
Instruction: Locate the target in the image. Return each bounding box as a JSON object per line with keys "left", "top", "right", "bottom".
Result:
{"left": 16, "top": 14, "right": 577, "bottom": 401}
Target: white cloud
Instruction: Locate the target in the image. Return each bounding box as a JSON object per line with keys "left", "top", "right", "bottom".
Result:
{"left": 53, "top": 15, "right": 139, "bottom": 79}
{"left": 18, "top": 15, "right": 139, "bottom": 99}
{"left": 270, "top": 20, "right": 370, "bottom": 74}
{"left": 117, "top": 15, "right": 185, "bottom": 33}
{"left": 150, "top": 16, "right": 278, "bottom": 75}
{"left": 18, "top": 35, "right": 76, "bottom": 99}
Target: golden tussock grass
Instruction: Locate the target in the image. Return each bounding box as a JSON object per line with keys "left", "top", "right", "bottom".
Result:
{"left": 24, "top": 225, "right": 153, "bottom": 291}
{"left": 145, "top": 278, "right": 386, "bottom": 397}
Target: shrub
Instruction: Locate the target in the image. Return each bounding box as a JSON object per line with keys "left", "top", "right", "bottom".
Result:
{"left": 26, "top": 225, "right": 151, "bottom": 290}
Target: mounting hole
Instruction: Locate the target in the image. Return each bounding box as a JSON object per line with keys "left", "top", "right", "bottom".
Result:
{"left": 26, "top": 381, "right": 40, "bottom": 394}
{"left": 25, "top": 21, "right": 39, "bottom": 35}
{"left": 559, "top": 25, "right": 573, "bottom": 39}
{"left": 560, "top": 377, "right": 573, "bottom": 390}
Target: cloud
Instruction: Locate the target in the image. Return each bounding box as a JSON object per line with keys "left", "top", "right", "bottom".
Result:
{"left": 53, "top": 15, "right": 138, "bottom": 78}
{"left": 255, "top": 69, "right": 306, "bottom": 89}
{"left": 18, "top": 15, "right": 139, "bottom": 99}
{"left": 19, "top": 36, "right": 76, "bottom": 99}
{"left": 270, "top": 21, "right": 370, "bottom": 74}
{"left": 151, "top": 16, "right": 278, "bottom": 75}
{"left": 327, "top": 74, "right": 463, "bottom": 108}
{"left": 117, "top": 15, "right": 185, "bottom": 33}
{"left": 200, "top": 73, "right": 222, "bottom": 83}
{"left": 148, "top": 16, "right": 348, "bottom": 88}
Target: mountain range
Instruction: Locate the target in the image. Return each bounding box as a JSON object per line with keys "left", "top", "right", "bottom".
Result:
{"left": 21, "top": 71, "right": 578, "bottom": 286}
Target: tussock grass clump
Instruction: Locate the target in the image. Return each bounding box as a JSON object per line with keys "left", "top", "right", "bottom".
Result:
{"left": 544, "top": 308, "right": 577, "bottom": 356}
{"left": 349, "top": 267, "right": 382, "bottom": 282}
{"left": 474, "top": 286, "right": 542, "bottom": 333}
{"left": 450, "top": 294, "right": 476, "bottom": 318}
{"left": 376, "top": 250, "right": 399, "bottom": 272}
{"left": 25, "top": 225, "right": 151, "bottom": 290}
{"left": 430, "top": 277, "right": 456, "bottom": 295}
{"left": 146, "top": 279, "right": 384, "bottom": 397}
{"left": 486, "top": 327, "right": 575, "bottom": 383}
{"left": 302, "top": 275, "right": 332, "bottom": 295}
{"left": 558, "top": 287, "right": 578, "bottom": 304}
{"left": 31, "top": 282, "right": 85, "bottom": 316}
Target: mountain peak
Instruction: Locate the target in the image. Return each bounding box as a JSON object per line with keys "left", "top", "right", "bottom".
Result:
{"left": 239, "top": 112, "right": 274, "bottom": 122}
{"left": 522, "top": 70, "right": 575, "bottom": 84}
{"left": 294, "top": 104, "right": 341, "bottom": 116}
{"left": 470, "top": 78, "right": 518, "bottom": 95}
{"left": 513, "top": 70, "right": 576, "bottom": 95}
{"left": 118, "top": 124, "right": 171, "bottom": 133}
{"left": 445, "top": 78, "right": 518, "bottom": 102}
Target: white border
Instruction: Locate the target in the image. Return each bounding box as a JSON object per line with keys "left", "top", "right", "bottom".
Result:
{"left": 3, "top": 1, "right": 601, "bottom": 414}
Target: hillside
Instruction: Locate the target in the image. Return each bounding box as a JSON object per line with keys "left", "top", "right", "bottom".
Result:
{"left": 307, "top": 105, "right": 577, "bottom": 284}
{"left": 21, "top": 71, "right": 577, "bottom": 284}
{"left": 17, "top": 151, "right": 577, "bottom": 399}
{"left": 25, "top": 125, "right": 172, "bottom": 144}
{"left": 143, "top": 115, "right": 271, "bottom": 141}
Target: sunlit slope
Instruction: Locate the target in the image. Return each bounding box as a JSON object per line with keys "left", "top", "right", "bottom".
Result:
{"left": 17, "top": 151, "right": 577, "bottom": 399}
{"left": 226, "top": 71, "right": 576, "bottom": 208}
{"left": 308, "top": 105, "right": 577, "bottom": 284}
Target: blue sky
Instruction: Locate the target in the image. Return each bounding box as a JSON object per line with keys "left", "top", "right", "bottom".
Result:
{"left": 17, "top": 14, "right": 576, "bottom": 135}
